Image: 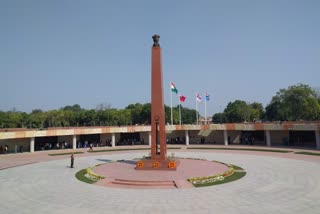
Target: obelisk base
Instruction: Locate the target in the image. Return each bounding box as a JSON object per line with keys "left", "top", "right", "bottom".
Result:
{"left": 135, "top": 159, "right": 180, "bottom": 171}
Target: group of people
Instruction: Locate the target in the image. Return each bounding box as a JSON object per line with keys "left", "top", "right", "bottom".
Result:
{"left": 117, "top": 138, "right": 144, "bottom": 146}
{"left": 166, "top": 137, "right": 186, "bottom": 144}
{"left": 240, "top": 135, "right": 255, "bottom": 145}
{"left": 35, "top": 141, "right": 72, "bottom": 151}
{"left": 77, "top": 140, "right": 112, "bottom": 148}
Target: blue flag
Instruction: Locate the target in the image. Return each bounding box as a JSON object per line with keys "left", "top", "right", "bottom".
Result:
{"left": 205, "top": 92, "right": 210, "bottom": 101}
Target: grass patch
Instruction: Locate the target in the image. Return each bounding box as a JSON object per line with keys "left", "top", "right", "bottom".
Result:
{"left": 187, "top": 147, "right": 292, "bottom": 153}
{"left": 48, "top": 151, "right": 84, "bottom": 156}
{"left": 231, "top": 165, "right": 244, "bottom": 170}
{"left": 212, "top": 161, "right": 244, "bottom": 170}
{"left": 75, "top": 169, "right": 95, "bottom": 184}
{"left": 294, "top": 151, "right": 320, "bottom": 156}
{"left": 193, "top": 171, "right": 247, "bottom": 187}
{"left": 88, "top": 147, "right": 181, "bottom": 153}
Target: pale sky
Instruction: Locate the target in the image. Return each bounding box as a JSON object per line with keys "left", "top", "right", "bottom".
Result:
{"left": 1, "top": 0, "right": 319, "bottom": 116}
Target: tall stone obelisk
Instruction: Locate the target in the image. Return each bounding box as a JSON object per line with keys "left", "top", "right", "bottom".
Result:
{"left": 135, "top": 35, "right": 178, "bottom": 170}
{"left": 150, "top": 34, "right": 167, "bottom": 160}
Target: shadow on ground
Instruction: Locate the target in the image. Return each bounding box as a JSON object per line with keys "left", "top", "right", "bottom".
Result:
{"left": 96, "top": 159, "right": 114, "bottom": 163}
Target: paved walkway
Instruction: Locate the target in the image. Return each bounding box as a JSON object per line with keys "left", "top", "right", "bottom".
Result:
{"left": 0, "top": 146, "right": 320, "bottom": 214}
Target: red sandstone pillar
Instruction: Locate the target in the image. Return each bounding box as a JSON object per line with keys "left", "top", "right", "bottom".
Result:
{"left": 151, "top": 34, "right": 167, "bottom": 160}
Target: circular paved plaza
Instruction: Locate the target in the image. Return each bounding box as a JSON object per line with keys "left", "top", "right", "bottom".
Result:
{"left": 0, "top": 150, "right": 320, "bottom": 214}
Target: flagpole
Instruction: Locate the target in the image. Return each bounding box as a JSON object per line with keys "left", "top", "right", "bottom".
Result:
{"left": 205, "top": 97, "right": 207, "bottom": 125}
{"left": 170, "top": 87, "right": 173, "bottom": 125}
{"left": 179, "top": 97, "right": 181, "bottom": 125}
{"left": 196, "top": 95, "right": 198, "bottom": 125}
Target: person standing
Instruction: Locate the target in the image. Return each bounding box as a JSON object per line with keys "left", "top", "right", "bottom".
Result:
{"left": 70, "top": 153, "right": 74, "bottom": 168}
{"left": 89, "top": 143, "right": 93, "bottom": 152}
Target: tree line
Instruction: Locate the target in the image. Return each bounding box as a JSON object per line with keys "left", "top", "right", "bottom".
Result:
{"left": 212, "top": 84, "right": 320, "bottom": 123}
{"left": 0, "top": 103, "right": 197, "bottom": 128}
{"left": 0, "top": 84, "right": 319, "bottom": 128}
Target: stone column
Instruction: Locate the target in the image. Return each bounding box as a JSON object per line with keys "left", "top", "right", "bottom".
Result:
{"left": 111, "top": 133, "right": 115, "bottom": 148}
{"left": 148, "top": 131, "right": 152, "bottom": 147}
{"left": 72, "top": 135, "right": 77, "bottom": 150}
{"left": 266, "top": 130, "right": 271, "bottom": 147}
{"left": 223, "top": 130, "right": 228, "bottom": 146}
{"left": 185, "top": 130, "right": 189, "bottom": 146}
{"left": 30, "top": 137, "right": 35, "bottom": 153}
{"left": 315, "top": 130, "right": 320, "bottom": 150}
{"left": 150, "top": 34, "right": 167, "bottom": 160}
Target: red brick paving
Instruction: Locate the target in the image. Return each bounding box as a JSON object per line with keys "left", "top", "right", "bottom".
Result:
{"left": 93, "top": 159, "right": 228, "bottom": 189}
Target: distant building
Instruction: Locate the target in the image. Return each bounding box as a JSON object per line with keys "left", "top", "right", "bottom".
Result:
{"left": 198, "top": 117, "right": 212, "bottom": 125}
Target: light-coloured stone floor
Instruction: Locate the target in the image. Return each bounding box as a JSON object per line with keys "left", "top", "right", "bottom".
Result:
{"left": 0, "top": 150, "right": 320, "bottom": 214}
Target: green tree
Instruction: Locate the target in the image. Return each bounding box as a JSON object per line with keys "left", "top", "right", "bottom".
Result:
{"left": 5, "top": 111, "right": 24, "bottom": 128}
{"left": 180, "top": 105, "right": 197, "bottom": 124}
{"left": 43, "top": 110, "right": 62, "bottom": 127}
{"left": 117, "top": 109, "right": 132, "bottom": 125}
{"left": 0, "top": 111, "right": 23, "bottom": 128}
{"left": 212, "top": 112, "right": 227, "bottom": 123}
{"left": 126, "top": 103, "right": 144, "bottom": 125}
{"left": 82, "top": 110, "right": 96, "bottom": 126}
{"left": 0, "top": 111, "right": 5, "bottom": 128}
{"left": 140, "top": 103, "right": 151, "bottom": 125}
{"left": 250, "top": 102, "right": 265, "bottom": 121}
{"left": 27, "top": 109, "right": 45, "bottom": 128}
{"left": 224, "top": 100, "right": 251, "bottom": 122}
{"left": 61, "top": 104, "right": 82, "bottom": 112}
{"left": 265, "top": 84, "right": 320, "bottom": 121}
{"left": 103, "top": 109, "right": 120, "bottom": 126}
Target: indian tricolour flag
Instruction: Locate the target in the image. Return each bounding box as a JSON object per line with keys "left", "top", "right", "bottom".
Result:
{"left": 170, "top": 82, "right": 178, "bottom": 94}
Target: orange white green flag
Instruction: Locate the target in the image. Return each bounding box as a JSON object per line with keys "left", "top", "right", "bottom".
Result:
{"left": 170, "top": 82, "right": 178, "bottom": 94}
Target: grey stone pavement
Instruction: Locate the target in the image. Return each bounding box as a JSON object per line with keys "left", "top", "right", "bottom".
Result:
{"left": 1, "top": 149, "right": 320, "bottom": 214}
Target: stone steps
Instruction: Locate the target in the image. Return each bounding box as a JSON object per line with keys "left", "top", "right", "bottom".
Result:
{"left": 110, "top": 178, "right": 177, "bottom": 188}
